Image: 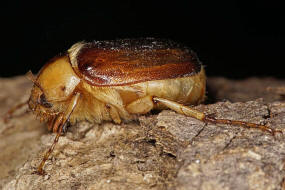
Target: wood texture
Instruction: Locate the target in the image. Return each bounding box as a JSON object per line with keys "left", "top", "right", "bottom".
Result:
{"left": 1, "top": 76, "right": 285, "bottom": 190}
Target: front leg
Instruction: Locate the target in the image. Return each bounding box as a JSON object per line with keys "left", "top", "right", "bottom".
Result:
{"left": 37, "top": 92, "right": 81, "bottom": 175}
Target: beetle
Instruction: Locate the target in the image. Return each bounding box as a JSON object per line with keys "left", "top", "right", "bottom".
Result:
{"left": 4, "top": 38, "right": 281, "bottom": 174}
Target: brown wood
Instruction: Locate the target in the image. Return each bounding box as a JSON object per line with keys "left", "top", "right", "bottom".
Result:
{"left": 75, "top": 38, "right": 202, "bottom": 86}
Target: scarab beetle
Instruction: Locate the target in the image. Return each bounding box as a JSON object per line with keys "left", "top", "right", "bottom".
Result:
{"left": 5, "top": 38, "right": 280, "bottom": 174}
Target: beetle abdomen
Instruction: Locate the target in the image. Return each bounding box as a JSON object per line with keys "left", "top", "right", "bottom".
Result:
{"left": 67, "top": 67, "right": 206, "bottom": 124}
{"left": 68, "top": 38, "right": 202, "bottom": 86}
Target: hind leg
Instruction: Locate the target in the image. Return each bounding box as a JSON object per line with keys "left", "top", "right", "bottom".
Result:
{"left": 153, "top": 97, "right": 281, "bottom": 136}
{"left": 126, "top": 96, "right": 281, "bottom": 136}
{"left": 126, "top": 96, "right": 204, "bottom": 119}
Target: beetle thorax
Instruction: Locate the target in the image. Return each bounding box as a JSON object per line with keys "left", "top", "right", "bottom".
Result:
{"left": 28, "top": 55, "right": 81, "bottom": 121}
{"left": 37, "top": 55, "right": 80, "bottom": 102}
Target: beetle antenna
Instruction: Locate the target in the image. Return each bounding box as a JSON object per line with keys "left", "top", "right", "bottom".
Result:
{"left": 1, "top": 72, "right": 34, "bottom": 123}
{"left": 26, "top": 70, "right": 37, "bottom": 83}
{"left": 26, "top": 71, "right": 45, "bottom": 92}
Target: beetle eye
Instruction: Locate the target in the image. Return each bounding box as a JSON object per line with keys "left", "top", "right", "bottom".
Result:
{"left": 39, "top": 94, "right": 53, "bottom": 108}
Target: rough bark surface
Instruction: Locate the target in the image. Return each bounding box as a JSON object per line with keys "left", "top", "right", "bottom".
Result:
{"left": 0, "top": 76, "right": 285, "bottom": 190}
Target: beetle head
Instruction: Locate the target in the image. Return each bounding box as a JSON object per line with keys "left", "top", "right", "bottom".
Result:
{"left": 28, "top": 55, "right": 80, "bottom": 119}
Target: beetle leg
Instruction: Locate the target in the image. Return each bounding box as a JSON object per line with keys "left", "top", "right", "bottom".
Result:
{"left": 152, "top": 97, "right": 205, "bottom": 120}
{"left": 126, "top": 96, "right": 154, "bottom": 114}
{"left": 106, "top": 104, "right": 121, "bottom": 124}
{"left": 203, "top": 116, "right": 282, "bottom": 136}
{"left": 37, "top": 92, "right": 80, "bottom": 175}
{"left": 153, "top": 97, "right": 282, "bottom": 136}
{"left": 3, "top": 100, "right": 29, "bottom": 123}
{"left": 37, "top": 114, "right": 63, "bottom": 175}
{"left": 47, "top": 117, "right": 56, "bottom": 131}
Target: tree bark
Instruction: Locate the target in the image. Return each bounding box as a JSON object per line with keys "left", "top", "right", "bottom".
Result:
{"left": 1, "top": 76, "right": 285, "bottom": 190}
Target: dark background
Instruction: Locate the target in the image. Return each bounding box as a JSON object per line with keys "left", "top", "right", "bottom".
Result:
{"left": 2, "top": 1, "right": 284, "bottom": 78}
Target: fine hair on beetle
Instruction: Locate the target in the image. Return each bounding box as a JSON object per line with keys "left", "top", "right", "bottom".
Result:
{"left": 3, "top": 38, "right": 282, "bottom": 175}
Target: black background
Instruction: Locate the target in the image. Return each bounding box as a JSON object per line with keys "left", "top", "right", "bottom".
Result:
{"left": 2, "top": 1, "right": 284, "bottom": 78}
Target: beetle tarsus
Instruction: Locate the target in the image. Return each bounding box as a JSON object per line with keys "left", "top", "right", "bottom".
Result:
{"left": 204, "top": 115, "right": 282, "bottom": 136}
{"left": 37, "top": 127, "right": 63, "bottom": 175}
{"left": 32, "top": 169, "right": 46, "bottom": 176}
